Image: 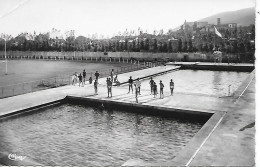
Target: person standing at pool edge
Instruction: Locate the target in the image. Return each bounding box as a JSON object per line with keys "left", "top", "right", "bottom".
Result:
{"left": 149, "top": 77, "right": 154, "bottom": 95}
{"left": 170, "top": 79, "right": 174, "bottom": 96}
{"left": 89, "top": 76, "right": 93, "bottom": 84}
{"left": 72, "top": 72, "right": 77, "bottom": 85}
{"left": 111, "top": 69, "right": 115, "bottom": 82}
{"left": 159, "top": 80, "right": 164, "bottom": 98}
{"left": 135, "top": 78, "right": 141, "bottom": 95}
{"left": 83, "top": 69, "right": 86, "bottom": 85}
{"left": 107, "top": 78, "right": 112, "bottom": 97}
{"left": 95, "top": 71, "right": 100, "bottom": 82}
{"left": 134, "top": 83, "right": 138, "bottom": 103}
{"left": 94, "top": 79, "right": 98, "bottom": 95}
{"left": 128, "top": 76, "right": 133, "bottom": 93}
{"left": 114, "top": 75, "right": 120, "bottom": 86}
{"left": 153, "top": 82, "right": 157, "bottom": 98}
{"left": 106, "top": 77, "right": 109, "bottom": 96}
{"left": 78, "top": 73, "right": 83, "bottom": 87}
{"left": 72, "top": 72, "right": 78, "bottom": 85}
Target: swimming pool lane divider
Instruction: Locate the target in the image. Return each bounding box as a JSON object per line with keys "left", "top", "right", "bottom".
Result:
{"left": 168, "top": 62, "right": 254, "bottom": 72}
{"left": 116, "top": 66, "right": 181, "bottom": 86}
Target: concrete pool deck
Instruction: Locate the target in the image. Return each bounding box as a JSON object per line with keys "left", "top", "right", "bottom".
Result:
{"left": 0, "top": 65, "right": 184, "bottom": 119}
{"left": 0, "top": 64, "right": 255, "bottom": 166}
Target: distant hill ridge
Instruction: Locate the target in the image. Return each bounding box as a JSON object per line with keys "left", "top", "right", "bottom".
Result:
{"left": 198, "top": 7, "right": 255, "bottom": 26}
{"left": 172, "top": 7, "right": 255, "bottom": 31}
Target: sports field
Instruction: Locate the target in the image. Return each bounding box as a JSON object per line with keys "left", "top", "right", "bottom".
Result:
{"left": 0, "top": 60, "right": 131, "bottom": 87}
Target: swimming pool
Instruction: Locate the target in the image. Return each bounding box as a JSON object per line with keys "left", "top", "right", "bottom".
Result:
{"left": 132, "top": 70, "right": 249, "bottom": 97}
{"left": 0, "top": 67, "right": 251, "bottom": 166}
{"left": 0, "top": 103, "right": 206, "bottom": 166}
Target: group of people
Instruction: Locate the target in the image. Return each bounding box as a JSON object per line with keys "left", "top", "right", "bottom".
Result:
{"left": 71, "top": 69, "right": 107, "bottom": 87}
{"left": 128, "top": 77, "right": 174, "bottom": 100}
{"left": 94, "top": 69, "right": 120, "bottom": 97}
{"left": 72, "top": 69, "right": 175, "bottom": 103}
{"left": 71, "top": 70, "right": 88, "bottom": 87}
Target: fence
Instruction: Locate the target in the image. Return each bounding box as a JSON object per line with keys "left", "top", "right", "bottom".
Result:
{"left": 0, "top": 51, "right": 255, "bottom": 63}
{"left": 0, "top": 63, "right": 151, "bottom": 99}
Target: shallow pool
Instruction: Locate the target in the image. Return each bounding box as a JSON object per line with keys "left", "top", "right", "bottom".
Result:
{"left": 137, "top": 70, "right": 249, "bottom": 97}
{"left": 0, "top": 103, "right": 205, "bottom": 166}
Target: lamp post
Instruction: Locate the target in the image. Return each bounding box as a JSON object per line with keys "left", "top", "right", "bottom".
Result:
{"left": 73, "top": 30, "right": 76, "bottom": 59}
{"left": 0, "top": 34, "right": 8, "bottom": 75}
{"left": 4, "top": 38, "right": 7, "bottom": 75}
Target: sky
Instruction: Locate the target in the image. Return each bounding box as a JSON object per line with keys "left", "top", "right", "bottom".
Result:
{"left": 0, "top": 0, "right": 255, "bottom": 37}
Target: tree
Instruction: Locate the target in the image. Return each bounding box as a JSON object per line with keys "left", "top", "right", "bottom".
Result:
{"left": 101, "top": 44, "right": 105, "bottom": 52}
{"left": 168, "top": 41, "right": 172, "bottom": 52}
{"left": 245, "top": 41, "right": 251, "bottom": 52}
{"left": 124, "top": 40, "right": 128, "bottom": 51}
{"left": 87, "top": 43, "right": 91, "bottom": 51}
{"left": 182, "top": 40, "right": 187, "bottom": 52}
{"left": 158, "top": 42, "right": 162, "bottom": 52}
{"left": 116, "top": 40, "right": 120, "bottom": 51}
{"left": 108, "top": 41, "right": 113, "bottom": 51}
{"left": 225, "top": 42, "right": 231, "bottom": 53}
{"left": 209, "top": 44, "right": 214, "bottom": 52}
{"left": 136, "top": 39, "right": 140, "bottom": 52}
{"left": 192, "top": 46, "right": 198, "bottom": 52}
{"left": 238, "top": 42, "right": 245, "bottom": 53}
{"left": 178, "top": 39, "right": 182, "bottom": 52}
{"left": 145, "top": 38, "right": 149, "bottom": 51}
{"left": 162, "top": 42, "right": 168, "bottom": 52}
{"left": 188, "top": 39, "right": 193, "bottom": 52}
{"left": 250, "top": 25, "right": 255, "bottom": 40}
{"left": 203, "top": 44, "right": 208, "bottom": 52}
{"left": 132, "top": 40, "right": 136, "bottom": 52}
{"left": 225, "top": 29, "right": 230, "bottom": 39}
{"left": 153, "top": 39, "right": 158, "bottom": 52}
{"left": 140, "top": 40, "right": 144, "bottom": 50}
{"left": 197, "top": 43, "right": 203, "bottom": 51}
{"left": 120, "top": 41, "right": 124, "bottom": 51}
{"left": 93, "top": 45, "right": 97, "bottom": 52}
{"left": 233, "top": 40, "right": 238, "bottom": 53}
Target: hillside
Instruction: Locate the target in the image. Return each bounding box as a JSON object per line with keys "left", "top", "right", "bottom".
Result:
{"left": 198, "top": 7, "right": 255, "bottom": 26}
{"left": 172, "top": 7, "right": 255, "bottom": 31}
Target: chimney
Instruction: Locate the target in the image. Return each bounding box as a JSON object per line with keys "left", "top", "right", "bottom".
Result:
{"left": 217, "top": 18, "right": 221, "bottom": 26}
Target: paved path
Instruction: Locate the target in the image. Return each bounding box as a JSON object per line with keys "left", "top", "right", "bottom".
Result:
{"left": 188, "top": 76, "right": 255, "bottom": 166}
{"left": 0, "top": 65, "right": 255, "bottom": 166}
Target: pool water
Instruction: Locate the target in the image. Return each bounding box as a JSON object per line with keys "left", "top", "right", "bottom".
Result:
{"left": 0, "top": 103, "right": 205, "bottom": 166}
{"left": 137, "top": 70, "right": 249, "bottom": 97}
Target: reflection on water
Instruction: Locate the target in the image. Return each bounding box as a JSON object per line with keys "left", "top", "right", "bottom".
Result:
{"left": 212, "top": 71, "right": 223, "bottom": 95}
{"left": 0, "top": 104, "right": 204, "bottom": 166}
{"left": 138, "top": 70, "right": 249, "bottom": 96}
